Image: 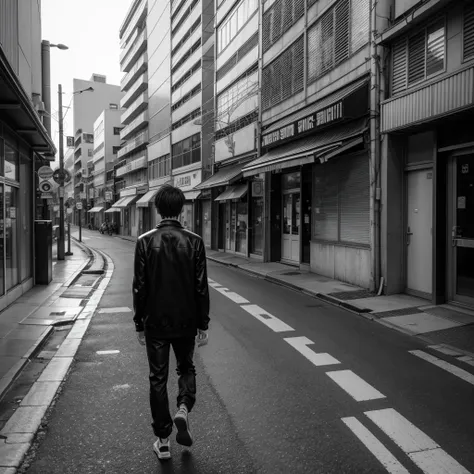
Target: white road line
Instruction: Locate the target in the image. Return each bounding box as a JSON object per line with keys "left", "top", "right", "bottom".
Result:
{"left": 409, "top": 350, "right": 474, "bottom": 386}
{"left": 213, "top": 286, "right": 249, "bottom": 304}
{"left": 96, "top": 350, "right": 120, "bottom": 355}
{"left": 326, "top": 370, "right": 385, "bottom": 402}
{"left": 342, "top": 417, "right": 410, "bottom": 474}
{"left": 284, "top": 336, "right": 340, "bottom": 367}
{"left": 98, "top": 307, "right": 132, "bottom": 314}
{"left": 365, "top": 408, "right": 470, "bottom": 474}
{"left": 240, "top": 304, "right": 295, "bottom": 333}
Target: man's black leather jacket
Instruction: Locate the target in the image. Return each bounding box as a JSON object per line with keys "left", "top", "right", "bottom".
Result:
{"left": 132, "top": 219, "right": 210, "bottom": 338}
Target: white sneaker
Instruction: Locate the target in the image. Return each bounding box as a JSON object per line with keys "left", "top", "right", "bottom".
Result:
{"left": 153, "top": 437, "right": 171, "bottom": 460}
{"left": 174, "top": 405, "right": 193, "bottom": 447}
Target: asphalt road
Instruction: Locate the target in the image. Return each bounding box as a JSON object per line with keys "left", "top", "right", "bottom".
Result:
{"left": 21, "top": 229, "right": 474, "bottom": 474}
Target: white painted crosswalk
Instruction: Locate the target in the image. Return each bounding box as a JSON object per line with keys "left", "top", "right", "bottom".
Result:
{"left": 326, "top": 369, "right": 386, "bottom": 402}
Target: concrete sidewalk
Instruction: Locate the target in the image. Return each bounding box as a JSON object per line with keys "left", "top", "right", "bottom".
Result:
{"left": 0, "top": 241, "right": 91, "bottom": 402}
{"left": 207, "top": 250, "right": 474, "bottom": 360}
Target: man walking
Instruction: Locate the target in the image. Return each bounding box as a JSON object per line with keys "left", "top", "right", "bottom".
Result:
{"left": 132, "top": 185, "right": 210, "bottom": 461}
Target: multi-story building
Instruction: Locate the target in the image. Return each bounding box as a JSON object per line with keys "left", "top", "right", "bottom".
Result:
{"left": 377, "top": 0, "right": 474, "bottom": 309}
{"left": 116, "top": 0, "right": 150, "bottom": 237}
{"left": 0, "top": 0, "right": 56, "bottom": 309}
{"left": 89, "top": 109, "right": 122, "bottom": 228}
{"left": 72, "top": 74, "right": 122, "bottom": 225}
{"left": 196, "top": 0, "right": 260, "bottom": 252}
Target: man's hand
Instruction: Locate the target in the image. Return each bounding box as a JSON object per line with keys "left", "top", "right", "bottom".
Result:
{"left": 196, "top": 329, "right": 208, "bottom": 347}
{"left": 137, "top": 331, "right": 146, "bottom": 346}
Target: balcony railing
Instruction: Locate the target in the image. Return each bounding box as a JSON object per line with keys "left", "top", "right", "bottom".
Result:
{"left": 120, "top": 110, "right": 149, "bottom": 141}
{"left": 120, "top": 29, "right": 147, "bottom": 73}
{"left": 117, "top": 129, "right": 149, "bottom": 159}
{"left": 121, "top": 92, "right": 148, "bottom": 125}
{"left": 120, "top": 0, "right": 147, "bottom": 49}
{"left": 115, "top": 152, "right": 148, "bottom": 178}
{"left": 121, "top": 52, "right": 148, "bottom": 91}
{"left": 121, "top": 72, "right": 148, "bottom": 109}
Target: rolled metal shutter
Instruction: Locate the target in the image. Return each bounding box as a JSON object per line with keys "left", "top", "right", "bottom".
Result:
{"left": 339, "top": 153, "right": 370, "bottom": 245}
{"left": 463, "top": 3, "right": 474, "bottom": 61}
{"left": 312, "top": 163, "right": 339, "bottom": 241}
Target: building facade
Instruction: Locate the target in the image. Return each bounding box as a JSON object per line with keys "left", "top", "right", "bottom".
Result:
{"left": 378, "top": 0, "right": 474, "bottom": 310}
{"left": 89, "top": 108, "right": 122, "bottom": 228}
{"left": 0, "top": 0, "right": 56, "bottom": 310}
{"left": 72, "top": 75, "right": 122, "bottom": 226}
{"left": 116, "top": 0, "right": 149, "bottom": 237}
{"left": 195, "top": 0, "right": 260, "bottom": 254}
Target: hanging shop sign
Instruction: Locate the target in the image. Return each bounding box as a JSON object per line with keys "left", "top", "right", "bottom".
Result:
{"left": 67, "top": 136, "right": 75, "bottom": 147}
{"left": 173, "top": 170, "right": 202, "bottom": 191}
{"left": 261, "top": 83, "right": 369, "bottom": 148}
{"left": 38, "top": 166, "right": 54, "bottom": 180}
{"left": 105, "top": 191, "right": 113, "bottom": 202}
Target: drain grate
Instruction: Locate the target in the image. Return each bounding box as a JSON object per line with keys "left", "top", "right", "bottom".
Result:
{"left": 371, "top": 307, "right": 424, "bottom": 318}
{"left": 280, "top": 271, "right": 301, "bottom": 276}
{"left": 328, "top": 290, "right": 374, "bottom": 301}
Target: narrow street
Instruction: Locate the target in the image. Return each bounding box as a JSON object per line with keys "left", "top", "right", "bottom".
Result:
{"left": 20, "top": 229, "right": 474, "bottom": 474}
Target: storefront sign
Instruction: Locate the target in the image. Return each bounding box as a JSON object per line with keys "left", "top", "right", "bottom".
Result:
{"left": 173, "top": 170, "right": 202, "bottom": 191}
{"left": 175, "top": 175, "right": 191, "bottom": 188}
{"left": 261, "top": 83, "right": 368, "bottom": 148}
{"left": 120, "top": 186, "right": 137, "bottom": 197}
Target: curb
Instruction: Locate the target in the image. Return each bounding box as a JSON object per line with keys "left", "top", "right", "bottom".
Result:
{"left": 208, "top": 256, "right": 474, "bottom": 360}
{"left": 63, "top": 242, "right": 94, "bottom": 288}
{"left": 0, "top": 245, "right": 115, "bottom": 472}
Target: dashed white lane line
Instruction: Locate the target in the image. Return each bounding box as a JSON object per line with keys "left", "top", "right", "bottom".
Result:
{"left": 213, "top": 286, "right": 249, "bottom": 304}
{"left": 96, "top": 350, "right": 120, "bottom": 355}
{"left": 326, "top": 370, "right": 385, "bottom": 402}
{"left": 365, "top": 408, "right": 471, "bottom": 474}
{"left": 409, "top": 350, "right": 474, "bottom": 386}
{"left": 284, "top": 336, "right": 340, "bottom": 367}
{"left": 98, "top": 307, "right": 132, "bottom": 314}
{"left": 342, "top": 417, "right": 410, "bottom": 474}
{"left": 240, "top": 304, "right": 295, "bottom": 333}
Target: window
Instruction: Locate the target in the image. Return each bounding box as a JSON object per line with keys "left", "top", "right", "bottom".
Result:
{"left": 307, "top": 0, "right": 369, "bottom": 84}
{"left": 172, "top": 133, "right": 200, "bottom": 169}
{"left": 88, "top": 149, "right": 93, "bottom": 157}
{"left": 83, "top": 133, "right": 94, "bottom": 144}
{"left": 262, "top": 36, "right": 304, "bottom": 110}
{"left": 171, "top": 83, "right": 201, "bottom": 111}
{"left": 110, "top": 103, "right": 118, "bottom": 109}
{"left": 172, "top": 60, "right": 201, "bottom": 93}
{"left": 172, "top": 0, "right": 199, "bottom": 36}
{"left": 172, "top": 16, "right": 201, "bottom": 58}
{"left": 171, "top": 39, "right": 201, "bottom": 75}
{"left": 113, "top": 127, "right": 121, "bottom": 135}
{"left": 217, "top": 32, "right": 258, "bottom": 81}
{"left": 391, "top": 18, "right": 446, "bottom": 95}
{"left": 217, "top": 0, "right": 258, "bottom": 53}
{"left": 464, "top": 3, "right": 474, "bottom": 61}
{"left": 113, "top": 146, "right": 121, "bottom": 155}
{"left": 148, "top": 154, "right": 171, "bottom": 180}
{"left": 171, "top": 108, "right": 201, "bottom": 130}
{"left": 262, "top": 0, "right": 304, "bottom": 52}
{"left": 4, "top": 142, "right": 18, "bottom": 181}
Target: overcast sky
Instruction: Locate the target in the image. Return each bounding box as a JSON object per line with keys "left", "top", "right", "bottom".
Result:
{"left": 41, "top": 0, "right": 132, "bottom": 164}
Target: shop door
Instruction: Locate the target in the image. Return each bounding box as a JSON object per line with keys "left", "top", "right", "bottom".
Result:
{"left": 449, "top": 153, "right": 474, "bottom": 306}
{"left": 282, "top": 192, "right": 300, "bottom": 263}
{"left": 406, "top": 169, "right": 432, "bottom": 297}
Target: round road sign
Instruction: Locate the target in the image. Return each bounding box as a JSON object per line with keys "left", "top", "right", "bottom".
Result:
{"left": 38, "top": 166, "right": 53, "bottom": 180}
{"left": 39, "top": 180, "right": 52, "bottom": 193}
{"left": 52, "top": 168, "right": 72, "bottom": 184}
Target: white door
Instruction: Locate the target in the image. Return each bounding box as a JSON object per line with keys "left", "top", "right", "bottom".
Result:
{"left": 406, "top": 169, "right": 433, "bottom": 295}
{"left": 282, "top": 192, "right": 300, "bottom": 263}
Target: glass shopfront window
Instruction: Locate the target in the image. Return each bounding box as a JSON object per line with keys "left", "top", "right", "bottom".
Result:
{"left": 0, "top": 184, "right": 4, "bottom": 296}
{"left": 5, "top": 143, "right": 19, "bottom": 181}
{"left": 201, "top": 199, "right": 211, "bottom": 247}
{"left": 250, "top": 195, "right": 263, "bottom": 255}
{"left": 235, "top": 201, "right": 248, "bottom": 254}
{"left": 5, "top": 185, "right": 19, "bottom": 290}
{"left": 180, "top": 202, "right": 194, "bottom": 232}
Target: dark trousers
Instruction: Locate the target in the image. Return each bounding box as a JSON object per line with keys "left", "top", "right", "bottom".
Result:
{"left": 145, "top": 333, "right": 196, "bottom": 439}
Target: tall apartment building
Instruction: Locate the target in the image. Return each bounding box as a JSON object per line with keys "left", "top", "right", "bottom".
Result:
{"left": 376, "top": 0, "right": 474, "bottom": 309}
{"left": 88, "top": 109, "right": 122, "bottom": 228}
{"left": 196, "top": 0, "right": 260, "bottom": 252}
{"left": 116, "top": 0, "right": 149, "bottom": 237}
{"left": 72, "top": 74, "right": 122, "bottom": 225}
{"left": 0, "top": 0, "right": 56, "bottom": 310}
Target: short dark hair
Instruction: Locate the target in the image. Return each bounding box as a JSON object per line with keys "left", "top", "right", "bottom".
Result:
{"left": 154, "top": 185, "right": 185, "bottom": 217}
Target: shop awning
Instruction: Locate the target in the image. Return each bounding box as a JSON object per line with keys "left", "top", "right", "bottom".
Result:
{"left": 183, "top": 190, "right": 201, "bottom": 200}
{"left": 194, "top": 162, "right": 244, "bottom": 189}
{"left": 111, "top": 195, "right": 139, "bottom": 208}
{"left": 243, "top": 118, "right": 368, "bottom": 177}
{"left": 105, "top": 208, "right": 121, "bottom": 213}
{"left": 215, "top": 184, "right": 248, "bottom": 201}
{"left": 87, "top": 206, "right": 104, "bottom": 213}
{"left": 136, "top": 189, "right": 158, "bottom": 208}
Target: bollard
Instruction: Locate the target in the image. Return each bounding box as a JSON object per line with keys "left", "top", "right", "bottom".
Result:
{"left": 65, "top": 222, "right": 73, "bottom": 256}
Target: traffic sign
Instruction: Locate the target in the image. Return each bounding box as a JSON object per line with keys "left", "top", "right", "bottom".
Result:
{"left": 76, "top": 202, "right": 83, "bottom": 210}
{"left": 67, "top": 208, "right": 73, "bottom": 214}
{"left": 39, "top": 180, "right": 52, "bottom": 193}
{"left": 53, "top": 168, "right": 72, "bottom": 185}
{"left": 38, "top": 166, "right": 53, "bottom": 180}
{"left": 41, "top": 192, "right": 53, "bottom": 199}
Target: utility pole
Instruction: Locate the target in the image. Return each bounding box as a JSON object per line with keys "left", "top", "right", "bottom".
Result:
{"left": 57, "top": 83, "right": 65, "bottom": 260}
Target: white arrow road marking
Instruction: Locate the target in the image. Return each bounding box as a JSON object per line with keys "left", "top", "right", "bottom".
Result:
{"left": 96, "top": 350, "right": 120, "bottom": 355}
{"left": 326, "top": 370, "right": 385, "bottom": 402}
{"left": 212, "top": 286, "right": 249, "bottom": 304}
{"left": 284, "top": 336, "right": 340, "bottom": 366}
{"left": 342, "top": 417, "right": 410, "bottom": 474}
{"left": 98, "top": 307, "right": 132, "bottom": 314}
{"left": 409, "top": 350, "right": 474, "bottom": 386}
{"left": 365, "top": 408, "right": 471, "bottom": 474}
{"left": 240, "top": 304, "right": 295, "bottom": 333}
